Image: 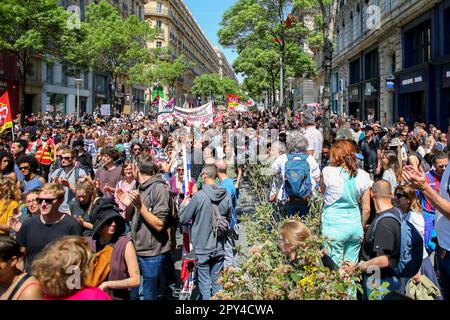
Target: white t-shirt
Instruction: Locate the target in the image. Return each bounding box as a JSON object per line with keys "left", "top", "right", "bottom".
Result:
{"left": 436, "top": 165, "right": 450, "bottom": 250}
{"left": 406, "top": 210, "right": 428, "bottom": 259}
{"left": 271, "top": 153, "right": 321, "bottom": 201}
{"left": 322, "top": 167, "right": 373, "bottom": 206}
{"left": 303, "top": 126, "right": 323, "bottom": 162}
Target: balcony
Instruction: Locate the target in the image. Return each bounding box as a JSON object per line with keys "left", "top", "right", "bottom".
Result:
{"left": 144, "top": 7, "right": 170, "bottom": 17}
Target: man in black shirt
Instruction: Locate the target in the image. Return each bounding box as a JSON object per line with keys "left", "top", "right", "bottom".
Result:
{"left": 16, "top": 183, "right": 82, "bottom": 273}
{"left": 359, "top": 126, "right": 381, "bottom": 180}
{"left": 343, "top": 180, "right": 401, "bottom": 300}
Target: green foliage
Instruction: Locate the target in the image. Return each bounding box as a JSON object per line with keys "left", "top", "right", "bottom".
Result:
{"left": 218, "top": 0, "right": 318, "bottom": 97}
{"left": 68, "top": 0, "right": 157, "bottom": 81}
{"left": 216, "top": 160, "right": 363, "bottom": 300}
{"left": 153, "top": 55, "right": 191, "bottom": 95}
{"left": 191, "top": 73, "right": 240, "bottom": 101}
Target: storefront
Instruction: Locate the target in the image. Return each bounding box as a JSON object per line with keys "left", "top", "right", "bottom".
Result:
{"left": 347, "top": 85, "right": 361, "bottom": 118}
{"left": 441, "top": 64, "right": 450, "bottom": 129}
{"left": 361, "top": 80, "right": 379, "bottom": 122}
{"left": 46, "top": 93, "right": 66, "bottom": 115}
{"left": 396, "top": 65, "right": 432, "bottom": 125}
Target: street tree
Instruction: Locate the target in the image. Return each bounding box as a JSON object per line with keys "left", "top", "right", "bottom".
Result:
{"left": 191, "top": 73, "right": 240, "bottom": 103}
{"left": 69, "top": 0, "right": 157, "bottom": 111}
{"left": 219, "top": 0, "right": 315, "bottom": 121}
{"left": 0, "top": 0, "right": 72, "bottom": 122}
{"left": 153, "top": 55, "right": 191, "bottom": 97}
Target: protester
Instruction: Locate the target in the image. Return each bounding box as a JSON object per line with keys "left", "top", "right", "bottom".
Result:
{"left": 271, "top": 131, "right": 320, "bottom": 217}
{"left": 278, "top": 220, "right": 337, "bottom": 271}
{"left": 381, "top": 150, "right": 402, "bottom": 194}
{"left": 32, "top": 236, "right": 111, "bottom": 300}
{"left": 17, "top": 155, "right": 45, "bottom": 194}
{"left": 0, "top": 237, "right": 42, "bottom": 300}
{"left": 179, "top": 164, "right": 232, "bottom": 300}
{"left": 121, "top": 153, "right": 175, "bottom": 300}
{"left": 418, "top": 151, "right": 448, "bottom": 253}
{"left": 95, "top": 146, "right": 123, "bottom": 199}
{"left": 16, "top": 183, "right": 82, "bottom": 272}
{"left": 0, "top": 176, "right": 19, "bottom": 237}
{"left": 85, "top": 198, "right": 140, "bottom": 300}
{"left": 343, "top": 180, "right": 405, "bottom": 299}
{"left": 320, "top": 140, "right": 372, "bottom": 265}
{"left": 394, "top": 185, "right": 441, "bottom": 297}
{"left": 69, "top": 179, "right": 98, "bottom": 236}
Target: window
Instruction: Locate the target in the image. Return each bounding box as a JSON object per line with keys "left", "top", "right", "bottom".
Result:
{"left": 95, "top": 75, "right": 106, "bottom": 92}
{"left": 156, "top": 20, "right": 162, "bottom": 29}
{"left": 349, "top": 58, "right": 361, "bottom": 84}
{"left": 156, "top": 2, "right": 162, "bottom": 13}
{"left": 385, "top": 0, "right": 392, "bottom": 13}
{"left": 364, "top": 49, "right": 379, "bottom": 80}
{"left": 46, "top": 63, "right": 53, "bottom": 84}
{"left": 444, "top": 8, "right": 450, "bottom": 55}
{"left": 61, "top": 65, "right": 68, "bottom": 86}
{"left": 156, "top": 41, "right": 162, "bottom": 48}
{"left": 404, "top": 20, "right": 431, "bottom": 67}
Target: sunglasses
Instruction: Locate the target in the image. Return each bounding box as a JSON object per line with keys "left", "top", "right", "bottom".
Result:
{"left": 61, "top": 156, "right": 72, "bottom": 160}
{"left": 133, "top": 148, "right": 141, "bottom": 151}
{"left": 36, "top": 197, "right": 61, "bottom": 204}
{"left": 437, "top": 164, "right": 447, "bottom": 169}
{"left": 177, "top": 168, "right": 184, "bottom": 172}
{"left": 395, "top": 193, "right": 406, "bottom": 199}
{"left": 19, "top": 165, "right": 30, "bottom": 170}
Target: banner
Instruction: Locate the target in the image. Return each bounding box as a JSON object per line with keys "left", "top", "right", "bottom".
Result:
{"left": 157, "top": 101, "right": 214, "bottom": 127}
{"left": 235, "top": 104, "right": 248, "bottom": 112}
{"left": 227, "top": 94, "right": 240, "bottom": 111}
{"left": 0, "top": 91, "right": 13, "bottom": 134}
{"left": 100, "top": 104, "right": 111, "bottom": 116}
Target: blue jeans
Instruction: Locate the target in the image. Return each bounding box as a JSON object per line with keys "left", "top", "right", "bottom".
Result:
{"left": 196, "top": 251, "right": 224, "bottom": 300}
{"left": 286, "top": 202, "right": 309, "bottom": 217}
{"left": 423, "top": 211, "right": 437, "bottom": 253}
{"left": 131, "top": 255, "right": 166, "bottom": 300}
{"left": 436, "top": 245, "right": 450, "bottom": 300}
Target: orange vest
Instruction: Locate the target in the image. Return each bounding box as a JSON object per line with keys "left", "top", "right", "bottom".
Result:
{"left": 35, "top": 138, "right": 55, "bottom": 165}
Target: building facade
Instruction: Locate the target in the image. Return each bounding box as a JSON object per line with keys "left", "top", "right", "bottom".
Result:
{"left": 144, "top": 0, "right": 237, "bottom": 106}
{"left": 332, "top": 0, "right": 450, "bottom": 129}
{"left": 0, "top": 0, "right": 148, "bottom": 117}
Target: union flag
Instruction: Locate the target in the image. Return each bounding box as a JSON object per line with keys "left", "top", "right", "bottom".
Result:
{"left": 0, "top": 91, "right": 13, "bottom": 134}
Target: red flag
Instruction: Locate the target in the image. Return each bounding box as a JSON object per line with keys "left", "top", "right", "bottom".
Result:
{"left": 0, "top": 91, "right": 13, "bottom": 134}
{"left": 213, "top": 111, "right": 223, "bottom": 123}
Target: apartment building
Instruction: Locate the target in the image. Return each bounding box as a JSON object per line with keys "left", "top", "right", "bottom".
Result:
{"left": 0, "top": 0, "right": 148, "bottom": 117}
{"left": 332, "top": 0, "right": 450, "bottom": 129}
{"left": 144, "top": 0, "right": 237, "bottom": 106}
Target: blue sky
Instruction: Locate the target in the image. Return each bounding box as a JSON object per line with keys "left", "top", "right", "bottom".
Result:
{"left": 183, "top": 0, "right": 242, "bottom": 82}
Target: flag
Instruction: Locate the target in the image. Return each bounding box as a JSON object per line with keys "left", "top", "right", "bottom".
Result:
{"left": 0, "top": 91, "right": 13, "bottom": 134}
{"left": 227, "top": 94, "right": 240, "bottom": 111}
{"left": 213, "top": 111, "right": 223, "bottom": 123}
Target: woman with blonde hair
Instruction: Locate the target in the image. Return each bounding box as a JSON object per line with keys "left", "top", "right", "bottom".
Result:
{"left": 69, "top": 178, "right": 99, "bottom": 236}
{"left": 395, "top": 185, "right": 441, "bottom": 297}
{"left": 381, "top": 150, "right": 402, "bottom": 194}
{"left": 0, "top": 176, "right": 19, "bottom": 236}
{"left": 32, "top": 236, "right": 111, "bottom": 300}
{"left": 319, "top": 140, "right": 372, "bottom": 266}
{"left": 278, "top": 220, "right": 337, "bottom": 270}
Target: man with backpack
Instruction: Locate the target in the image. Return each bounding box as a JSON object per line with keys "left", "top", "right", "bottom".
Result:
{"left": 50, "top": 147, "right": 87, "bottom": 214}
{"left": 271, "top": 131, "right": 320, "bottom": 217}
{"left": 179, "top": 164, "right": 232, "bottom": 300}
{"left": 343, "top": 180, "right": 423, "bottom": 300}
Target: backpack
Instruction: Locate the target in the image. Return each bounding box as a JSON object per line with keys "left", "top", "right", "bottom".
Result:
{"left": 370, "top": 209, "right": 423, "bottom": 278}
{"left": 201, "top": 190, "right": 229, "bottom": 239}
{"left": 284, "top": 153, "right": 312, "bottom": 200}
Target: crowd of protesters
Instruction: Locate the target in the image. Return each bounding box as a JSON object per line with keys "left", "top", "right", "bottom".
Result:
{"left": 0, "top": 108, "right": 449, "bottom": 301}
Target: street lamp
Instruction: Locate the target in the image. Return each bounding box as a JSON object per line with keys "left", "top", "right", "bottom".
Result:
{"left": 184, "top": 93, "right": 188, "bottom": 107}
{"left": 286, "top": 77, "right": 295, "bottom": 110}
{"left": 74, "top": 78, "right": 83, "bottom": 122}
